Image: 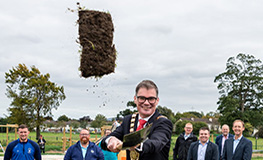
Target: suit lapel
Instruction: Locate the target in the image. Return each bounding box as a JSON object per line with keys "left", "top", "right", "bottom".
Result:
{"left": 205, "top": 142, "right": 211, "bottom": 160}
{"left": 228, "top": 138, "right": 234, "bottom": 158}
{"left": 147, "top": 110, "right": 159, "bottom": 124}
{"left": 219, "top": 135, "right": 223, "bottom": 148}
{"left": 233, "top": 137, "right": 244, "bottom": 156}
{"left": 144, "top": 111, "right": 159, "bottom": 137}
{"left": 134, "top": 114, "right": 139, "bottom": 131}
{"left": 193, "top": 142, "right": 199, "bottom": 160}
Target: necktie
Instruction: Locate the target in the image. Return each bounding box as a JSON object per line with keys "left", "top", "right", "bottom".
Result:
{"left": 136, "top": 119, "right": 147, "bottom": 131}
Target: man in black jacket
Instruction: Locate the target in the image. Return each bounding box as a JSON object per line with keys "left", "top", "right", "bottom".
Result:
{"left": 100, "top": 80, "right": 173, "bottom": 160}
{"left": 173, "top": 123, "right": 197, "bottom": 160}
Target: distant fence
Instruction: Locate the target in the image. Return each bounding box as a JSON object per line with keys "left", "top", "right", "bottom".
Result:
{"left": 2, "top": 132, "right": 263, "bottom": 155}
{"left": 0, "top": 130, "right": 100, "bottom": 153}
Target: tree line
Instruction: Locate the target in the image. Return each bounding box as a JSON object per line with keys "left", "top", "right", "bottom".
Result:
{"left": 2, "top": 53, "right": 263, "bottom": 138}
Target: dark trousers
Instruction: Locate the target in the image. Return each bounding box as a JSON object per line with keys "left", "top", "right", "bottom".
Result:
{"left": 40, "top": 145, "right": 45, "bottom": 153}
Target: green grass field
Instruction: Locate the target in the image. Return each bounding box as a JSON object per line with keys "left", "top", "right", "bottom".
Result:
{"left": 0, "top": 131, "right": 101, "bottom": 151}
{"left": 1, "top": 132, "right": 263, "bottom": 159}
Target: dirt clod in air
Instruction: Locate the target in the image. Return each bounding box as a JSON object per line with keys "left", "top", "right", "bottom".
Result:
{"left": 78, "top": 10, "right": 116, "bottom": 78}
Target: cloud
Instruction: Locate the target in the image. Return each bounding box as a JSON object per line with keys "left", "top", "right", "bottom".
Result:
{"left": 1, "top": 0, "right": 263, "bottom": 120}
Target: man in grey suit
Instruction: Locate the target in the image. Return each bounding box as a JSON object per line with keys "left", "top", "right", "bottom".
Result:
{"left": 222, "top": 120, "right": 252, "bottom": 160}
{"left": 187, "top": 127, "right": 219, "bottom": 160}
{"left": 215, "top": 124, "right": 234, "bottom": 160}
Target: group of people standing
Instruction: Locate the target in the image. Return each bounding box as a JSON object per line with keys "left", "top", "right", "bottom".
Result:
{"left": 173, "top": 120, "right": 252, "bottom": 160}
{"left": 3, "top": 80, "right": 254, "bottom": 160}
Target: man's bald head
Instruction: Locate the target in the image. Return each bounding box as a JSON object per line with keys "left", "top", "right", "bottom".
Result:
{"left": 221, "top": 124, "right": 230, "bottom": 137}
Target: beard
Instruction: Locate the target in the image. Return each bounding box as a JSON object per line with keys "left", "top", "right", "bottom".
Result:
{"left": 81, "top": 137, "right": 89, "bottom": 144}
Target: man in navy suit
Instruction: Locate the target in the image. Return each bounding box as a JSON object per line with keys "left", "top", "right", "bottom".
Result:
{"left": 100, "top": 80, "right": 173, "bottom": 160}
{"left": 215, "top": 124, "right": 233, "bottom": 160}
{"left": 222, "top": 120, "right": 252, "bottom": 160}
{"left": 187, "top": 127, "right": 219, "bottom": 160}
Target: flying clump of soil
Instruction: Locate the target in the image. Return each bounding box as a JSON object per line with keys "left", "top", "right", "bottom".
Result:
{"left": 78, "top": 9, "right": 117, "bottom": 78}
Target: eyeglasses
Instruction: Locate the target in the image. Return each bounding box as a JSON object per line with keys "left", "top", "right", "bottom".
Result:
{"left": 137, "top": 96, "right": 157, "bottom": 104}
{"left": 80, "top": 134, "right": 89, "bottom": 136}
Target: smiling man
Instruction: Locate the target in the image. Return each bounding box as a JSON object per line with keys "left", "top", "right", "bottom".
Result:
{"left": 187, "top": 127, "right": 219, "bottom": 160}
{"left": 222, "top": 120, "right": 252, "bottom": 160}
{"left": 100, "top": 80, "right": 173, "bottom": 160}
{"left": 4, "top": 124, "right": 41, "bottom": 160}
{"left": 64, "top": 129, "right": 104, "bottom": 160}
{"left": 215, "top": 124, "right": 234, "bottom": 160}
{"left": 173, "top": 123, "right": 198, "bottom": 160}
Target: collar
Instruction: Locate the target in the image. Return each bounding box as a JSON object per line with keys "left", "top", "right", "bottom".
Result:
{"left": 184, "top": 133, "right": 191, "bottom": 137}
{"left": 19, "top": 138, "right": 28, "bottom": 143}
{"left": 222, "top": 134, "right": 229, "bottom": 138}
{"left": 199, "top": 140, "right": 209, "bottom": 145}
{"left": 138, "top": 112, "right": 154, "bottom": 121}
{"left": 234, "top": 135, "right": 243, "bottom": 141}
{"left": 80, "top": 141, "right": 89, "bottom": 149}
{"left": 184, "top": 132, "right": 192, "bottom": 136}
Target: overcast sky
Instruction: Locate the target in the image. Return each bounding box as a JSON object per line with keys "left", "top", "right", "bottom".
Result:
{"left": 1, "top": 0, "right": 263, "bottom": 120}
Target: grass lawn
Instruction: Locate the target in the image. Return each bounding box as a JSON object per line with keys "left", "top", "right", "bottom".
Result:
{"left": 0, "top": 131, "right": 101, "bottom": 152}
{"left": 1, "top": 132, "right": 263, "bottom": 159}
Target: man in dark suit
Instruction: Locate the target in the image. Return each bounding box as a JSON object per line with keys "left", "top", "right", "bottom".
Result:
{"left": 215, "top": 124, "right": 233, "bottom": 160}
{"left": 100, "top": 80, "right": 173, "bottom": 160}
{"left": 187, "top": 127, "right": 219, "bottom": 160}
{"left": 222, "top": 120, "right": 252, "bottom": 160}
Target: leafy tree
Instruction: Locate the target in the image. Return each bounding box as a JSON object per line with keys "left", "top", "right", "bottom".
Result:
{"left": 45, "top": 121, "right": 55, "bottom": 128}
{"left": 244, "top": 122, "right": 254, "bottom": 137}
{"left": 80, "top": 121, "right": 88, "bottom": 129}
{"left": 187, "top": 111, "right": 203, "bottom": 118}
{"left": 175, "top": 111, "right": 203, "bottom": 119}
{"left": 117, "top": 100, "right": 137, "bottom": 119}
{"left": 79, "top": 116, "right": 92, "bottom": 122}
{"left": 5, "top": 64, "right": 66, "bottom": 139}
{"left": 57, "top": 114, "right": 70, "bottom": 122}
{"left": 174, "top": 112, "right": 183, "bottom": 122}
{"left": 44, "top": 116, "right": 53, "bottom": 121}
{"left": 192, "top": 122, "right": 208, "bottom": 135}
{"left": 79, "top": 116, "right": 92, "bottom": 128}
{"left": 0, "top": 117, "right": 8, "bottom": 125}
{"left": 256, "top": 126, "right": 263, "bottom": 138}
{"left": 157, "top": 106, "right": 176, "bottom": 123}
{"left": 177, "top": 112, "right": 198, "bottom": 118}
{"left": 56, "top": 121, "right": 66, "bottom": 128}
{"left": 70, "top": 120, "right": 81, "bottom": 129}
{"left": 90, "top": 114, "right": 107, "bottom": 128}
{"left": 127, "top": 101, "right": 136, "bottom": 108}
{"left": 214, "top": 53, "right": 263, "bottom": 128}
{"left": 8, "top": 107, "right": 29, "bottom": 125}
{"left": 0, "top": 117, "right": 9, "bottom": 132}
{"left": 203, "top": 111, "right": 220, "bottom": 119}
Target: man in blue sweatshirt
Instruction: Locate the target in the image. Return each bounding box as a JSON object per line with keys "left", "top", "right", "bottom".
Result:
{"left": 64, "top": 129, "right": 104, "bottom": 160}
{"left": 4, "top": 124, "right": 41, "bottom": 160}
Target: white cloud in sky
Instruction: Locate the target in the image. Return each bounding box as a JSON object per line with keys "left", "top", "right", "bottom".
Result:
{"left": 1, "top": 0, "right": 263, "bottom": 120}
